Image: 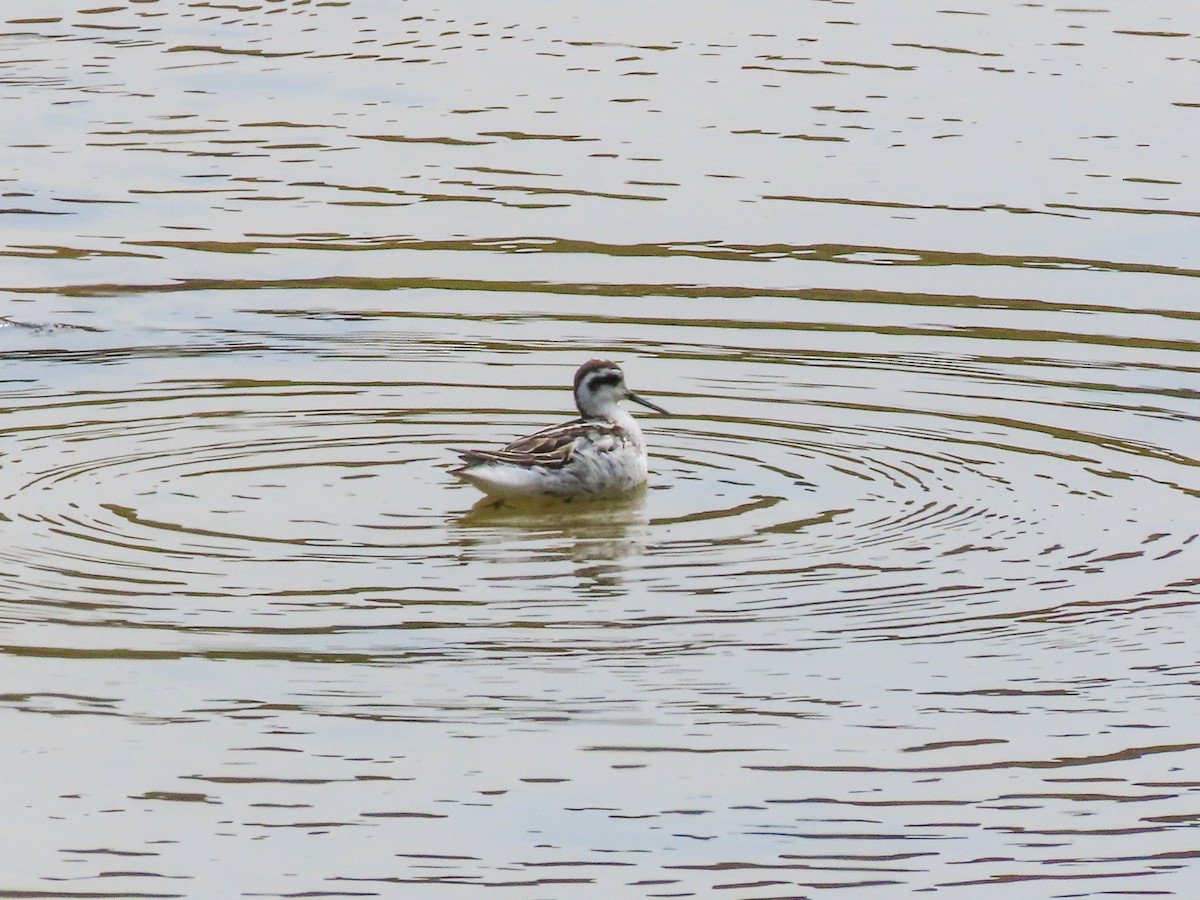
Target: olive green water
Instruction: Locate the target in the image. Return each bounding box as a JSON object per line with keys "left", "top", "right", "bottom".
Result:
{"left": 2, "top": 3, "right": 1199, "bottom": 897}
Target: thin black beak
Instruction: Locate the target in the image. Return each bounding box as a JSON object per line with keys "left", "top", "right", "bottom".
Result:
{"left": 626, "top": 391, "right": 668, "bottom": 415}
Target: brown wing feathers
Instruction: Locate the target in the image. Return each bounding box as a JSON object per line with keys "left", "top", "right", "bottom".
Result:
{"left": 454, "top": 420, "right": 622, "bottom": 472}
{"left": 456, "top": 440, "right": 576, "bottom": 470}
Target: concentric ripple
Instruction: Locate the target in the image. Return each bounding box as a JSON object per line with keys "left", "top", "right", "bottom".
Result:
{"left": 3, "top": 349, "right": 1193, "bottom": 656}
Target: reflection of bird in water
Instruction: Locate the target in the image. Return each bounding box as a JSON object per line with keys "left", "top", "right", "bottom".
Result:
{"left": 452, "top": 359, "right": 668, "bottom": 501}
{"left": 453, "top": 492, "right": 650, "bottom": 596}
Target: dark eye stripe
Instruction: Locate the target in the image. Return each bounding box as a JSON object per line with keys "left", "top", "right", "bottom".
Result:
{"left": 586, "top": 372, "right": 622, "bottom": 389}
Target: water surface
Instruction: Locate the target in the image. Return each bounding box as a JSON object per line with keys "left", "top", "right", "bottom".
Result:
{"left": 2, "top": 2, "right": 1199, "bottom": 897}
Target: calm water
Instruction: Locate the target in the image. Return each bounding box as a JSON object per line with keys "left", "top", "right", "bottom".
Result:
{"left": 2, "top": 2, "right": 1199, "bottom": 897}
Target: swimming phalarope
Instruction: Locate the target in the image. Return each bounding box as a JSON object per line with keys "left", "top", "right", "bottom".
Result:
{"left": 452, "top": 359, "right": 668, "bottom": 501}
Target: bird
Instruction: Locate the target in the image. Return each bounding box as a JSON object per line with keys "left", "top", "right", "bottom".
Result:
{"left": 452, "top": 359, "right": 668, "bottom": 501}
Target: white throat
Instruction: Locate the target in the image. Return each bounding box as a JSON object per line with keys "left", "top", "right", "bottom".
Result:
{"left": 575, "top": 384, "right": 625, "bottom": 420}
